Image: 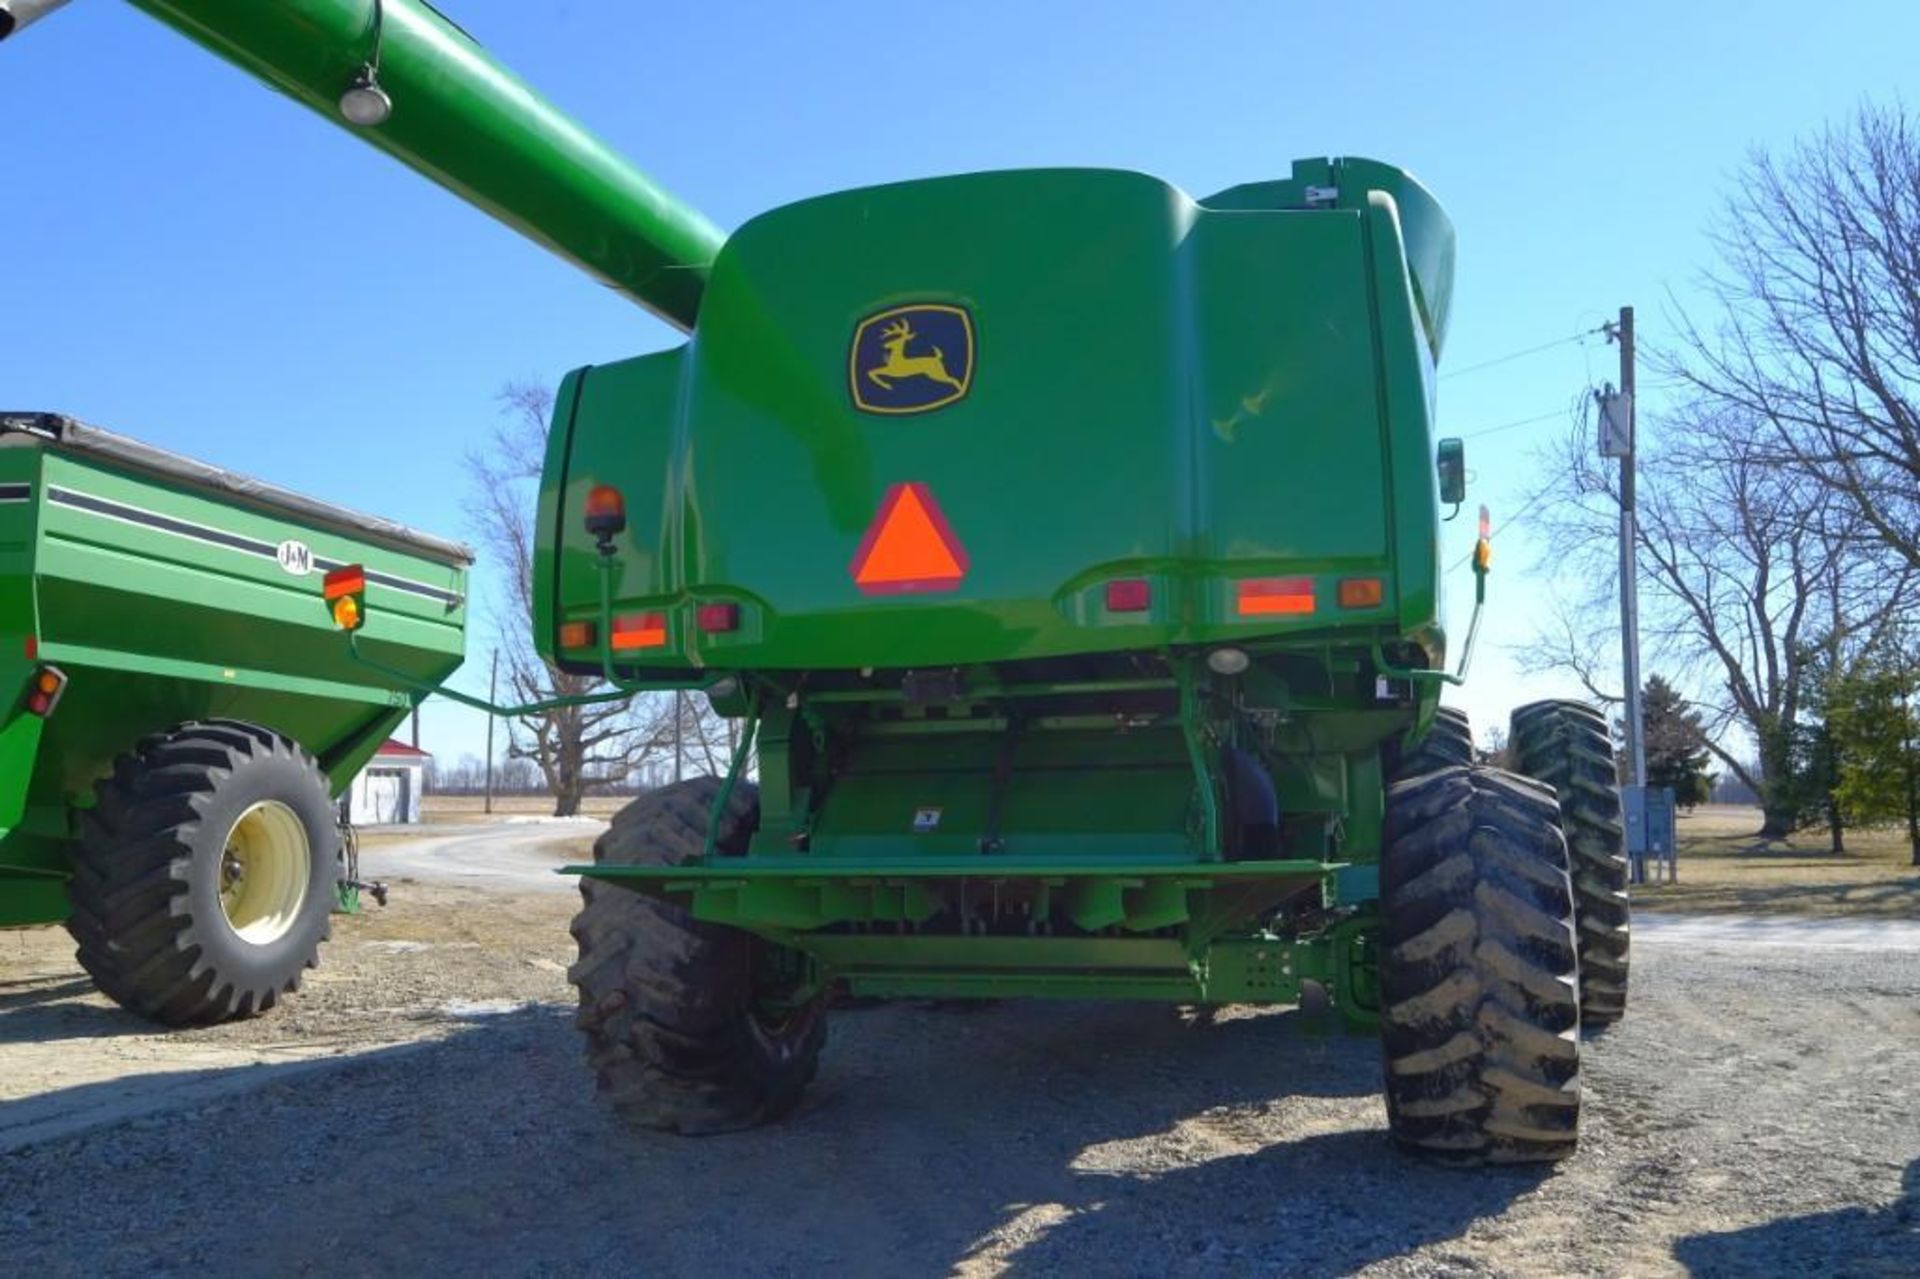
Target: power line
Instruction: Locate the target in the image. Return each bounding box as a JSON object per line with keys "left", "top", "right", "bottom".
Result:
{"left": 1449, "top": 487, "right": 1554, "bottom": 572}
{"left": 1441, "top": 326, "right": 1607, "bottom": 381}
{"left": 1457, "top": 409, "right": 1567, "bottom": 441}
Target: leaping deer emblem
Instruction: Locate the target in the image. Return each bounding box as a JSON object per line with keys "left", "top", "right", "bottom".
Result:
{"left": 867, "top": 317, "right": 965, "bottom": 392}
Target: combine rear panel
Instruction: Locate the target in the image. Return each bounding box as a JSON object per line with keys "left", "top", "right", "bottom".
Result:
{"left": 538, "top": 159, "right": 1450, "bottom": 675}
{"left": 535, "top": 159, "right": 1458, "bottom": 1012}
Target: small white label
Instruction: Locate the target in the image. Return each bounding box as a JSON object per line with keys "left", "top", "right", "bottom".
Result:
{"left": 912, "top": 807, "right": 942, "bottom": 833}
{"left": 276, "top": 539, "right": 314, "bottom": 576}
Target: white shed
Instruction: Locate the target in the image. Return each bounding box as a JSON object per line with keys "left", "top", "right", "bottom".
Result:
{"left": 346, "top": 740, "right": 430, "bottom": 825}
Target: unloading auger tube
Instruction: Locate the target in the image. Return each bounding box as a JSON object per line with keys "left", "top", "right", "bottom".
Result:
{"left": 2, "top": 0, "right": 723, "bottom": 331}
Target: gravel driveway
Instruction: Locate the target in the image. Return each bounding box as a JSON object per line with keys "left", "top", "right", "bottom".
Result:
{"left": 2, "top": 851, "right": 1915, "bottom": 1276}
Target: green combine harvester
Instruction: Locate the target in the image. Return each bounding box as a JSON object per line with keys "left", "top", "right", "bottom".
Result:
{"left": 0, "top": 411, "right": 468, "bottom": 1023}
{"left": 10, "top": 0, "right": 1629, "bottom": 1162}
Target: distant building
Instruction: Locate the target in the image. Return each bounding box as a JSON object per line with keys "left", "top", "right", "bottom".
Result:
{"left": 345, "top": 740, "right": 430, "bottom": 825}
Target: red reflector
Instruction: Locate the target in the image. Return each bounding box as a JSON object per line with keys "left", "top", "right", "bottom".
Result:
{"left": 557, "top": 621, "right": 596, "bottom": 649}
{"left": 23, "top": 636, "right": 36, "bottom": 660}
{"left": 696, "top": 602, "right": 739, "bottom": 633}
{"left": 609, "top": 612, "right": 668, "bottom": 651}
{"left": 1105, "top": 579, "right": 1151, "bottom": 613}
{"left": 1237, "top": 577, "right": 1316, "bottom": 616}
{"left": 1337, "top": 577, "right": 1384, "bottom": 609}
{"left": 323, "top": 564, "right": 366, "bottom": 600}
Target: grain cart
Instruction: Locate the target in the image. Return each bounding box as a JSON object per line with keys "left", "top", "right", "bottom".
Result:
{"left": 0, "top": 412, "right": 469, "bottom": 1023}
{"left": 12, "top": 0, "right": 1627, "bottom": 1161}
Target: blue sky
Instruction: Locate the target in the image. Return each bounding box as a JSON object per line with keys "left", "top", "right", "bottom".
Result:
{"left": 5, "top": 1, "right": 1914, "bottom": 764}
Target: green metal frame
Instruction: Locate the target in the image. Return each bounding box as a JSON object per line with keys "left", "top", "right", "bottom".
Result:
{"left": 0, "top": 436, "right": 468, "bottom": 927}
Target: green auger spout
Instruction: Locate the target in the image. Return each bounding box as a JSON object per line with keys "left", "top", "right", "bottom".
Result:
{"left": 102, "top": 0, "right": 723, "bottom": 330}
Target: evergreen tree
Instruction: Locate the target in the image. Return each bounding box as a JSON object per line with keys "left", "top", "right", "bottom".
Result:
{"left": 1640, "top": 675, "right": 1716, "bottom": 809}
{"left": 1824, "top": 645, "right": 1920, "bottom": 865}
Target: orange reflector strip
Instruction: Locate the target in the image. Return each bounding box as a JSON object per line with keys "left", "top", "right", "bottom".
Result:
{"left": 609, "top": 612, "right": 668, "bottom": 650}
{"left": 557, "top": 621, "right": 597, "bottom": 649}
{"left": 849, "top": 482, "right": 968, "bottom": 595}
{"left": 1337, "top": 577, "right": 1384, "bottom": 609}
{"left": 1237, "top": 577, "right": 1316, "bottom": 616}
{"left": 323, "top": 565, "right": 366, "bottom": 600}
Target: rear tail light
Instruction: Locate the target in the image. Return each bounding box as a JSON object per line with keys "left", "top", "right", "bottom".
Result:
{"left": 1105, "top": 579, "right": 1151, "bottom": 613}
{"left": 557, "top": 621, "right": 596, "bottom": 649}
{"left": 1237, "top": 577, "right": 1316, "bottom": 616}
{"left": 695, "top": 602, "right": 740, "bottom": 634}
{"left": 609, "top": 612, "right": 668, "bottom": 651}
{"left": 1337, "top": 577, "right": 1384, "bottom": 609}
{"left": 24, "top": 665, "right": 65, "bottom": 718}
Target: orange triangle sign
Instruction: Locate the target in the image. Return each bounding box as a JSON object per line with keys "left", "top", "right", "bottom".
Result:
{"left": 850, "top": 482, "right": 969, "bottom": 595}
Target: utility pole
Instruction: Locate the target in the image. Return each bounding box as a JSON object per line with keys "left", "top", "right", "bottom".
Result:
{"left": 483, "top": 649, "right": 499, "bottom": 815}
{"left": 1600, "top": 306, "right": 1651, "bottom": 878}
{"left": 673, "top": 689, "right": 685, "bottom": 783}
{"left": 1613, "top": 305, "right": 1646, "bottom": 791}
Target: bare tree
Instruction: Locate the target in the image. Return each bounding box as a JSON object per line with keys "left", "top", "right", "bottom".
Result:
{"left": 1671, "top": 102, "right": 1920, "bottom": 575}
{"left": 1524, "top": 400, "right": 1908, "bottom": 837}
{"left": 465, "top": 384, "right": 743, "bottom": 813}
{"left": 467, "top": 384, "right": 650, "bottom": 816}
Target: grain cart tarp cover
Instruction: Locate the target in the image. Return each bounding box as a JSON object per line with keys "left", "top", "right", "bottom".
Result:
{"left": 0, "top": 411, "right": 469, "bottom": 1023}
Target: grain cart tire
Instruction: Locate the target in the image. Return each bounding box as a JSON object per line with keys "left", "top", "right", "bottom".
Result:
{"left": 1379, "top": 764, "right": 1581, "bottom": 1164}
{"left": 1510, "top": 699, "right": 1631, "bottom": 1025}
{"left": 1388, "top": 705, "right": 1474, "bottom": 780}
{"left": 65, "top": 719, "right": 337, "bottom": 1025}
{"left": 569, "top": 777, "right": 827, "bottom": 1134}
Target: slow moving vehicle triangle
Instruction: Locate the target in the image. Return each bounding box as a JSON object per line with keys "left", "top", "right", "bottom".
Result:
{"left": 850, "top": 482, "right": 968, "bottom": 594}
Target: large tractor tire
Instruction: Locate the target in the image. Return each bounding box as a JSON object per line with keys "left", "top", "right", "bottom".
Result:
{"left": 1510, "top": 699, "right": 1631, "bottom": 1025}
{"left": 1388, "top": 705, "right": 1474, "bottom": 780}
{"left": 569, "top": 776, "right": 827, "bottom": 1134}
{"left": 1379, "top": 764, "right": 1582, "bottom": 1164}
{"left": 65, "top": 720, "right": 338, "bottom": 1025}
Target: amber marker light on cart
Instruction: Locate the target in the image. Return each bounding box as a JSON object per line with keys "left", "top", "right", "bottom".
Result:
{"left": 557, "top": 621, "right": 597, "bottom": 649}
{"left": 323, "top": 564, "right": 367, "bottom": 631}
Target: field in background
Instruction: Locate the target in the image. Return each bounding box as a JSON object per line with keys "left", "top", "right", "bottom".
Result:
{"left": 1637, "top": 804, "right": 1919, "bottom": 918}
{"left": 403, "top": 797, "right": 1917, "bottom": 918}
{"left": 421, "top": 794, "right": 628, "bottom": 822}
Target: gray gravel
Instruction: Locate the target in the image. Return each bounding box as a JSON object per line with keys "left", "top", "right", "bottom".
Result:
{"left": 2, "top": 925, "right": 1916, "bottom": 1276}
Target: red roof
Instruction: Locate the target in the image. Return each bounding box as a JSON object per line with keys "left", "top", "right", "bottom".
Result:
{"left": 376, "top": 740, "right": 432, "bottom": 758}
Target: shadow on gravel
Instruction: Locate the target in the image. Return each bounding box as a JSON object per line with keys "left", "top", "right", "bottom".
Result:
{"left": 0, "top": 976, "right": 158, "bottom": 1043}
{"left": 1672, "top": 1159, "right": 1918, "bottom": 1277}
{"left": 0, "top": 1000, "right": 1550, "bottom": 1275}
{"left": 1, "top": 1038, "right": 431, "bottom": 1154}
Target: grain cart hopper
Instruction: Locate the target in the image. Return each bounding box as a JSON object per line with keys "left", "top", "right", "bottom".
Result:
{"left": 0, "top": 413, "right": 469, "bottom": 1023}
{"left": 13, "top": 0, "right": 1628, "bottom": 1161}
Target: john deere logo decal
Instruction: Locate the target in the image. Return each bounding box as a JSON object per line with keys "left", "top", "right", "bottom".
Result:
{"left": 850, "top": 304, "right": 974, "bottom": 415}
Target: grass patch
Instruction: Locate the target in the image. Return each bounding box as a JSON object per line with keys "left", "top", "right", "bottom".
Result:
{"left": 1637, "top": 804, "right": 1920, "bottom": 918}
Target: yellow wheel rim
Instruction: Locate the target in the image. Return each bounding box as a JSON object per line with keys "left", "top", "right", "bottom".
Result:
{"left": 218, "top": 800, "right": 310, "bottom": 945}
